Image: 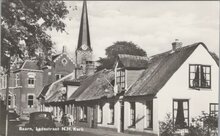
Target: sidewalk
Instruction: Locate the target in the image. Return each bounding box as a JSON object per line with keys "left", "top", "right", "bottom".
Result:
{"left": 83, "top": 127, "right": 145, "bottom": 136}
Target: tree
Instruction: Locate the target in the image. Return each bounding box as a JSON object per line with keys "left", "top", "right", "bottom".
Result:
{"left": 97, "top": 41, "right": 147, "bottom": 71}
{"left": 1, "top": 0, "right": 70, "bottom": 68}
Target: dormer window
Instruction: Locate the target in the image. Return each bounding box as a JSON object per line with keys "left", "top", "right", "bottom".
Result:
{"left": 189, "top": 64, "right": 211, "bottom": 89}
{"left": 116, "top": 69, "right": 125, "bottom": 89}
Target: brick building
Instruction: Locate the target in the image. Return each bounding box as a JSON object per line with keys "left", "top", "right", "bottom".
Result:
{"left": 0, "top": 1, "right": 95, "bottom": 115}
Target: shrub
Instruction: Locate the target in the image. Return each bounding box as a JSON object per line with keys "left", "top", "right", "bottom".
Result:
{"left": 159, "top": 113, "right": 176, "bottom": 136}
{"left": 159, "top": 112, "right": 218, "bottom": 136}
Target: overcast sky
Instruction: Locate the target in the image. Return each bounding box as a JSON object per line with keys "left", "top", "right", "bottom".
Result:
{"left": 47, "top": 1, "right": 219, "bottom": 60}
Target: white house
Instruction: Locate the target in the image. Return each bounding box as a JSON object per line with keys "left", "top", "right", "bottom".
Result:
{"left": 122, "top": 41, "right": 219, "bottom": 135}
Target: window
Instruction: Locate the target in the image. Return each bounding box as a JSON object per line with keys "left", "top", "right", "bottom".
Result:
{"left": 28, "top": 77, "right": 35, "bottom": 87}
{"left": 79, "top": 106, "right": 87, "bottom": 122}
{"left": 173, "top": 99, "right": 189, "bottom": 129}
{"left": 130, "top": 102, "right": 136, "bottom": 127}
{"left": 15, "top": 73, "right": 20, "bottom": 87}
{"left": 189, "top": 64, "right": 211, "bottom": 89}
{"left": 1, "top": 75, "right": 7, "bottom": 89}
{"left": 116, "top": 69, "right": 125, "bottom": 89}
{"left": 8, "top": 95, "right": 12, "bottom": 106}
{"left": 27, "top": 73, "right": 36, "bottom": 88}
{"left": 0, "top": 76, "right": 2, "bottom": 89}
{"left": 109, "top": 102, "right": 114, "bottom": 124}
{"left": 61, "top": 58, "right": 68, "bottom": 65}
{"left": 210, "top": 103, "right": 218, "bottom": 116}
{"left": 56, "top": 74, "right": 64, "bottom": 80}
{"left": 98, "top": 104, "right": 103, "bottom": 123}
{"left": 28, "top": 94, "right": 34, "bottom": 108}
{"left": 146, "top": 100, "right": 153, "bottom": 129}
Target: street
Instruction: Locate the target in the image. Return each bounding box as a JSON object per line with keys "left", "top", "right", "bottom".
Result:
{"left": 7, "top": 122, "right": 102, "bottom": 136}
{"left": 6, "top": 121, "right": 143, "bottom": 136}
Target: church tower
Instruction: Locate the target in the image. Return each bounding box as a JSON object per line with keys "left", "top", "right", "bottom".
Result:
{"left": 75, "top": 1, "right": 95, "bottom": 77}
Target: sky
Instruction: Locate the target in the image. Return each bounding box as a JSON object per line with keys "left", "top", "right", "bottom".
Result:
{"left": 47, "top": 1, "right": 219, "bottom": 60}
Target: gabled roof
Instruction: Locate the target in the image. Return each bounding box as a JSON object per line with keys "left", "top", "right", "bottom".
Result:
{"left": 117, "top": 54, "right": 148, "bottom": 70}
{"left": 20, "top": 60, "right": 41, "bottom": 70}
{"left": 125, "top": 42, "right": 216, "bottom": 97}
{"left": 69, "top": 69, "right": 114, "bottom": 101}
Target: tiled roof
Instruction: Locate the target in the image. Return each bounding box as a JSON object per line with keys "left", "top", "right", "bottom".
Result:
{"left": 52, "top": 54, "right": 61, "bottom": 61}
{"left": 21, "top": 60, "right": 41, "bottom": 70}
{"left": 69, "top": 69, "right": 114, "bottom": 101}
{"left": 117, "top": 54, "right": 148, "bottom": 70}
{"left": 125, "top": 42, "right": 214, "bottom": 97}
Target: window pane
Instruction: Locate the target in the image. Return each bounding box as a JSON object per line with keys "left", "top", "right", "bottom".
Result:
{"left": 190, "top": 66, "right": 195, "bottom": 72}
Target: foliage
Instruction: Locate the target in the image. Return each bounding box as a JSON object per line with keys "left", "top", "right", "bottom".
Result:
{"left": 1, "top": 0, "right": 69, "bottom": 68}
{"left": 97, "top": 41, "right": 147, "bottom": 71}
{"left": 187, "top": 112, "right": 218, "bottom": 136}
{"left": 159, "top": 112, "right": 218, "bottom": 136}
{"left": 159, "top": 113, "right": 176, "bottom": 136}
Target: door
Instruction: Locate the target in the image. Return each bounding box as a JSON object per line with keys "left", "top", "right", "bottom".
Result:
{"left": 120, "top": 101, "right": 124, "bottom": 132}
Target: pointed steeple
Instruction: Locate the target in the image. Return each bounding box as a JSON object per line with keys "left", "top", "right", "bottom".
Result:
{"left": 77, "top": 1, "right": 92, "bottom": 51}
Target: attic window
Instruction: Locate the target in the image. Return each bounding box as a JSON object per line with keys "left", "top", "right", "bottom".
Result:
{"left": 62, "top": 58, "right": 68, "bottom": 65}
{"left": 189, "top": 64, "right": 211, "bottom": 89}
{"left": 116, "top": 69, "right": 125, "bottom": 89}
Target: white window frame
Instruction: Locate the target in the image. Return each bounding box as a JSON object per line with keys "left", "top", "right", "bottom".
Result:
{"left": 27, "top": 73, "right": 36, "bottom": 88}
{"left": 27, "top": 94, "right": 34, "bottom": 108}
{"left": 8, "top": 94, "right": 12, "bottom": 107}
{"left": 61, "top": 58, "right": 68, "bottom": 65}
{"left": 15, "top": 73, "right": 20, "bottom": 87}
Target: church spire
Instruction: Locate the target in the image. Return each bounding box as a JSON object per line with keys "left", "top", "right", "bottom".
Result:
{"left": 77, "top": 1, "right": 91, "bottom": 51}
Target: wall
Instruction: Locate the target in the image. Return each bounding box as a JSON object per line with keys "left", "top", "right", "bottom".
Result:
{"left": 123, "top": 98, "right": 159, "bottom": 135}
{"left": 97, "top": 100, "right": 119, "bottom": 131}
{"left": 156, "top": 45, "right": 219, "bottom": 123}
{"left": 20, "top": 70, "right": 44, "bottom": 114}
{"left": 49, "top": 54, "right": 75, "bottom": 84}
{"left": 67, "top": 86, "right": 79, "bottom": 99}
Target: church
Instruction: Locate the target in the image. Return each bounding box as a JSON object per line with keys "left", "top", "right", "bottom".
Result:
{"left": 0, "top": 1, "right": 95, "bottom": 115}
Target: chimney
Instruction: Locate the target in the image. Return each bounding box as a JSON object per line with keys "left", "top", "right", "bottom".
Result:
{"left": 62, "top": 46, "right": 67, "bottom": 53}
{"left": 172, "top": 39, "right": 182, "bottom": 50}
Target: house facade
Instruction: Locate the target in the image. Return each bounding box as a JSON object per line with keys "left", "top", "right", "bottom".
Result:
{"left": 56, "top": 41, "right": 218, "bottom": 136}
{"left": 123, "top": 41, "right": 219, "bottom": 135}
{"left": 0, "top": 50, "right": 76, "bottom": 115}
